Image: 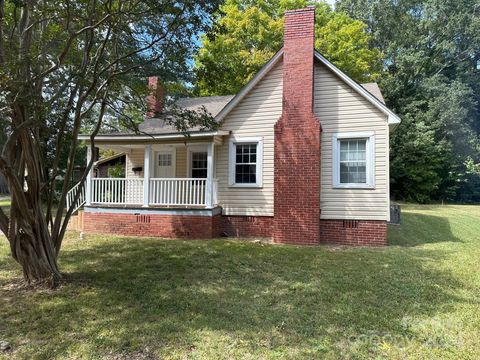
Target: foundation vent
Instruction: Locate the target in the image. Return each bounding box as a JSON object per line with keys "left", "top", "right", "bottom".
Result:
{"left": 343, "top": 220, "right": 359, "bottom": 229}
{"left": 136, "top": 215, "right": 151, "bottom": 223}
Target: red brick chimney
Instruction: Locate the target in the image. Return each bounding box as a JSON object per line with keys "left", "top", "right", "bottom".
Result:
{"left": 273, "top": 7, "right": 321, "bottom": 245}
{"left": 146, "top": 76, "right": 164, "bottom": 117}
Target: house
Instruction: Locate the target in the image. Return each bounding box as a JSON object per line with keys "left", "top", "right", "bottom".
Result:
{"left": 72, "top": 7, "right": 400, "bottom": 246}
{"left": 93, "top": 152, "right": 126, "bottom": 178}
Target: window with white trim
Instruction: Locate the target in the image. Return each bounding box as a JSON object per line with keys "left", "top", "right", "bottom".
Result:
{"left": 333, "top": 132, "right": 375, "bottom": 188}
{"left": 229, "top": 137, "right": 263, "bottom": 187}
{"left": 191, "top": 152, "right": 207, "bottom": 178}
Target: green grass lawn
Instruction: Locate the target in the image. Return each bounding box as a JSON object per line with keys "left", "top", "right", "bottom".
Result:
{"left": 1, "top": 204, "right": 480, "bottom": 359}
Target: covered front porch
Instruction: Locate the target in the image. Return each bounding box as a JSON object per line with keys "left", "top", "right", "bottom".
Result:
{"left": 89, "top": 176, "right": 216, "bottom": 208}
{"left": 70, "top": 131, "right": 228, "bottom": 211}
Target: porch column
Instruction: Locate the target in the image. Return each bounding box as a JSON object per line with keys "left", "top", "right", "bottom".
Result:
{"left": 85, "top": 145, "right": 92, "bottom": 206}
{"left": 143, "top": 145, "right": 152, "bottom": 207}
{"left": 206, "top": 142, "right": 215, "bottom": 208}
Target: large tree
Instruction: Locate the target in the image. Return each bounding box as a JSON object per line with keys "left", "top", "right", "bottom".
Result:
{"left": 195, "top": 0, "right": 382, "bottom": 96}
{"left": 337, "top": 0, "right": 480, "bottom": 202}
{"left": 0, "top": 0, "right": 220, "bottom": 284}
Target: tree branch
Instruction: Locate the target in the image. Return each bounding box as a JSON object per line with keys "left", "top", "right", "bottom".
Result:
{"left": 56, "top": 92, "right": 109, "bottom": 252}
{"left": 36, "top": 12, "right": 114, "bottom": 81}
{"left": 0, "top": 0, "right": 5, "bottom": 65}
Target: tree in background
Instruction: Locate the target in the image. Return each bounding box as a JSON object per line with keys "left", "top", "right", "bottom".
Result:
{"left": 195, "top": 0, "right": 382, "bottom": 95}
{"left": 0, "top": 0, "right": 220, "bottom": 284}
{"left": 337, "top": 0, "right": 480, "bottom": 202}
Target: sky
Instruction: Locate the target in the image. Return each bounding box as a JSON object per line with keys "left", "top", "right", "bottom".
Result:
{"left": 324, "top": 0, "right": 337, "bottom": 7}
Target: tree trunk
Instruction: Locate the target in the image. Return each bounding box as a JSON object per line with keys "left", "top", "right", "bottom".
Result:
{"left": 6, "top": 192, "right": 62, "bottom": 284}
{"left": 2, "top": 104, "right": 63, "bottom": 285}
{"left": 10, "top": 228, "right": 62, "bottom": 285}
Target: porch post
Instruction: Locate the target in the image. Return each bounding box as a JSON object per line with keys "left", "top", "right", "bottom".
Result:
{"left": 143, "top": 145, "right": 152, "bottom": 207}
{"left": 206, "top": 142, "right": 215, "bottom": 208}
{"left": 85, "top": 145, "right": 92, "bottom": 206}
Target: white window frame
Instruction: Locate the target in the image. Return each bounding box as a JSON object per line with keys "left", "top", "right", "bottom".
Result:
{"left": 332, "top": 132, "right": 375, "bottom": 189}
{"left": 187, "top": 144, "right": 208, "bottom": 178}
{"left": 228, "top": 136, "right": 263, "bottom": 188}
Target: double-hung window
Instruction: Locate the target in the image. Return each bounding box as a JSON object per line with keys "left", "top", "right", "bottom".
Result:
{"left": 229, "top": 137, "right": 263, "bottom": 187}
{"left": 191, "top": 152, "right": 208, "bottom": 178}
{"left": 333, "top": 132, "right": 375, "bottom": 188}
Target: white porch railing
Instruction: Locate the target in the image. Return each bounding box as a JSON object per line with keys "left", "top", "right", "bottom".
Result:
{"left": 91, "top": 178, "right": 144, "bottom": 205}
{"left": 66, "top": 181, "right": 86, "bottom": 213}
{"left": 149, "top": 178, "right": 207, "bottom": 206}
{"left": 84, "top": 178, "right": 214, "bottom": 207}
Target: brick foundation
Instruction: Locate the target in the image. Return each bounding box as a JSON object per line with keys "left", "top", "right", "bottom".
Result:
{"left": 320, "top": 220, "right": 387, "bottom": 246}
{"left": 83, "top": 210, "right": 274, "bottom": 239}
{"left": 219, "top": 216, "right": 274, "bottom": 238}
{"left": 82, "top": 210, "right": 386, "bottom": 245}
{"left": 83, "top": 211, "right": 220, "bottom": 239}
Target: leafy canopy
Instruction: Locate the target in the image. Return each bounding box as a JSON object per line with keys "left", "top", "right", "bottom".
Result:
{"left": 337, "top": 0, "right": 480, "bottom": 203}
{"left": 195, "top": 0, "right": 382, "bottom": 96}
{"left": 0, "top": 0, "right": 220, "bottom": 283}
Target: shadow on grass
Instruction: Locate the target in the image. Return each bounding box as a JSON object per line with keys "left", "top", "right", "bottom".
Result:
{"left": 388, "top": 211, "right": 462, "bottom": 247}
{"left": 0, "top": 235, "right": 469, "bottom": 358}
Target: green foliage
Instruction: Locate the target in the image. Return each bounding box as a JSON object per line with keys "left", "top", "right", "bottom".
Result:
{"left": 195, "top": 0, "right": 382, "bottom": 95}
{"left": 338, "top": 0, "right": 480, "bottom": 202}
{"left": 461, "top": 157, "right": 480, "bottom": 202}
{"left": 99, "top": 149, "right": 118, "bottom": 158}
{"left": 315, "top": 12, "right": 381, "bottom": 82}
{"left": 107, "top": 163, "right": 125, "bottom": 178}
{"left": 390, "top": 115, "right": 446, "bottom": 203}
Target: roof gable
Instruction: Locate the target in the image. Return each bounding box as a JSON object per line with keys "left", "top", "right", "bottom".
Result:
{"left": 314, "top": 51, "right": 400, "bottom": 126}
{"left": 215, "top": 50, "right": 283, "bottom": 123}
{"left": 215, "top": 48, "right": 400, "bottom": 127}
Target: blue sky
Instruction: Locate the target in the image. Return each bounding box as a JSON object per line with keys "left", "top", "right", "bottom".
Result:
{"left": 324, "top": 0, "right": 337, "bottom": 7}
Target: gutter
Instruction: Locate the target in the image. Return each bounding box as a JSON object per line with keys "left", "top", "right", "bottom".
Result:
{"left": 78, "top": 130, "right": 230, "bottom": 142}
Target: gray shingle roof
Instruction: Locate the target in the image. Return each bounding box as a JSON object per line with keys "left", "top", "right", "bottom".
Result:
{"left": 137, "top": 95, "right": 234, "bottom": 134}
{"left": 97, "top": 83, "right": 385, "bottom": 136}
{"left": 137, "top": 118, "right": 184, "bottom": 134}
{"left": 360, "top": 83, "right": 385, "bottom": 104}
{"left": 174, "top": 95, "right": 234, "bottom": 117}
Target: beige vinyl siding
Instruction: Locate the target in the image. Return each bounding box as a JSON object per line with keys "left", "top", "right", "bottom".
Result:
{"left": 126, "top": 148, "right": 144, "bottom": 178}
{"left": 314, "top": 62, "right": 389, "bottom": 220}
{"left": 125, "top": 147, "right": 188, "bottom": 179}
{"left": 175, "top": 147, "right": 187, "bottom": 177}
{"left": 216, "top": 62, "right": 283, "bottom": 216}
